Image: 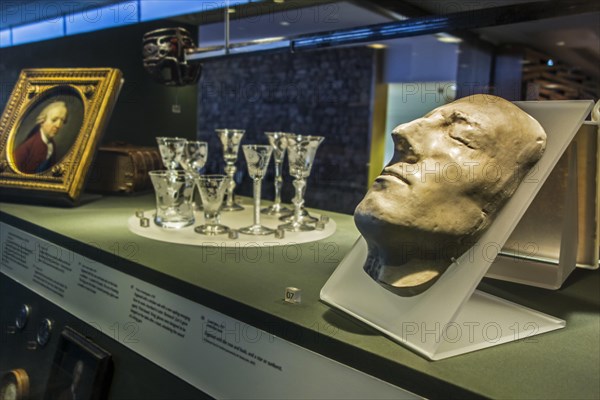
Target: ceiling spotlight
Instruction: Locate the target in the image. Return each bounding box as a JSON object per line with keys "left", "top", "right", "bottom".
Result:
{"left": 280, "top": 21, "right": 290, "bottom": 26}
{"left": 368, "top": 44, "right": 387, "bottom": 49}
{"left": 556, "top": 41, "right": 566, "bottom": 46}
{"left": 273, "top": 0, "right": 285, "bottom": 3}
{"left": 435, "top": 33, "right": 462, "bottom": 44}
{"left": 254, "top": 36, "right": 286, "bottom": 44}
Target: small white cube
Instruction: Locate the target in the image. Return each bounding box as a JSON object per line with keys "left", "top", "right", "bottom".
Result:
{"left": 284, "top": 287, "right": 302, "bottom": 304}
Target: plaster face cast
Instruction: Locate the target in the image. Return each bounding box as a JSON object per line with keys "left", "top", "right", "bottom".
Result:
{"left": 354, "top": 94, "right": 547, "bottom": 296}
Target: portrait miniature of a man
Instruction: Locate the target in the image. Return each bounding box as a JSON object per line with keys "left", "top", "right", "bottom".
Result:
{"left": 354, "top": 94, "right": 547, "bottom": 297}
{"left": 13, "top": 100, "right": 68, "bottom": 174}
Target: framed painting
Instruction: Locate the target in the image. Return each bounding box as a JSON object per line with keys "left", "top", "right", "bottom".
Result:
{"left": 0, "top": 68, "right": 122, "bottom": 205}
{"left": 43, "top": 326, "right": 113, "bottom": 400}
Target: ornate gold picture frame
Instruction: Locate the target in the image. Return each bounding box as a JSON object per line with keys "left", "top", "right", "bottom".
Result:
{"left": 0, "top": 68, "right": 122, "bottom": 205}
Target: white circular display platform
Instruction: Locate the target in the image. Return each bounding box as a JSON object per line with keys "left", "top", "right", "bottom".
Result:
{"left": 128, "top": 208, "right": 336, "bottom": 247}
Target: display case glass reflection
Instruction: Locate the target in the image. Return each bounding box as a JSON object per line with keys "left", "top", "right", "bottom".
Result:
{"left": 44, "top": 327, "right": 112, "bottom": 400}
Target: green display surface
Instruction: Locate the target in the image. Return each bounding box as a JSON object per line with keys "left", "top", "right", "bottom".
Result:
{"left": 1, "top": 195, "right": 598, "bottom": 399}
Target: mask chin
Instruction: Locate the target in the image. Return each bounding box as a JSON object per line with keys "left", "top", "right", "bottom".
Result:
{"left": 363, "top": 243, "right": 454, "bottom": 298}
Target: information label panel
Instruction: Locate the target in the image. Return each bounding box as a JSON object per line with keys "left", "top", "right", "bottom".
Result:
{"left": 0, "top": 222, "right": 418, "bottom": 399}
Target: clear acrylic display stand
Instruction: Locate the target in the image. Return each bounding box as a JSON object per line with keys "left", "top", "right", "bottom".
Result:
{"left": 488, "top": 118, "right": 599, "bottom": 289}
{"left": 320, "top": 100, "right": 594, "bottom": 360}
{"left": 487, "top": 144, "right": 579, "bottom": 288}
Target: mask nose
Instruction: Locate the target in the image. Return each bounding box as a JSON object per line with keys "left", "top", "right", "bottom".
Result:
{"left": 389, "top": 128, "right": 420, "bottom": 165}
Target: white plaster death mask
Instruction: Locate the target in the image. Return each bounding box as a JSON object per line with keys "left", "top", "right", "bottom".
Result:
{"left": 354, "top": 94, "right": 547, "bottom": 296}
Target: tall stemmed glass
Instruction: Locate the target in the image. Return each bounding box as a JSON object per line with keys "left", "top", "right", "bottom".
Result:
{"left": 261, "top": 132, "right": 292, "bottom": 216}
{"left": 216, "top": 129, "right": 245, "bottom": 211}
{"left": 279, "top": 134, "right": 325, "bottom": 232}
{"left": 240, "top": 145, "right": 274, "bottom": 236}
{"left": 194, "top": 175, "right": 230, "bottom": 235}
{"left": 180, "top": 141, "right": 208, "bottom": 210}
{"left": 156, "top": 137, "right": 186, "bottom": 171}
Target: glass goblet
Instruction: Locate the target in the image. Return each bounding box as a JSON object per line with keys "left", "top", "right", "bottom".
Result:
{"left": 239, "top": 145, "right": 274, "bottom": 236}
{"left": 279, "top": 134, "right": 325, "bottom": 232}
{"left": 194, "top": 175, "right": 230, "bottom": 235}
{"left": 261, "top": 132, "right": 292, "bottom": 216}
{"left": 156, "top": 137, "right": 186, "bottom": 170}
{"left": 216, "top": 129, "right": 245, "bottom": 211}
{"left": 180, "top": 141, "right": 209, "bottom": 211}
{"left": 149, "top": 170, "right": 195, "bottom": 229}
{"left": 180, "top": 140, "right": 208, "bottom": 176}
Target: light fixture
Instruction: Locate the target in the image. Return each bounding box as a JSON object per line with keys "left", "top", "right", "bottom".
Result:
{"left": 547, "top": 59, "right": 554, "bottom": 67}
{"left": 227, "top": 8, "right": 235, "bottom": 14}
{"left": 543, "top": 83, "right": 560, "bottom": 89}
{"left": 556, "top": 41, "right": 566, "bottom": 46}
{"left": 253, "top": 36, "right": 286, "bottom": 44}
{"left": 280, "top": 21, "right": 290, "bottom": 26}
{"left": 435, "top": 33, "right": 462, "bottom": 44}
{"left": 367, "top": 43, "right": 387, "bottom": 49}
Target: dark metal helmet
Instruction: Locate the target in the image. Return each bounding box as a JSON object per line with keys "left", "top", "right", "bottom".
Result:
{"left": 142, "top": 27, "right": 201, "bottom": 86}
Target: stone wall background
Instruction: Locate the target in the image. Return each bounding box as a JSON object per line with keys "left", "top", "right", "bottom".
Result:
{"left": 197, "top": 46, "right": 376, "bottom": 214}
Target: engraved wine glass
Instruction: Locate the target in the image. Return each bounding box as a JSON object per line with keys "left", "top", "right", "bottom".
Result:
{"left": 149, "top": 170, "right": 195, "bottom": 229}
{"left": 194, "top": 175, "right": 230, "bottom": 235}
{"left": 279, "top": 134, "right": 325, "bottom": 232}
{"left": 180, "top": 140, "right": 208, "bottom": 210}
{"left": 156, "top": 137, "right": 186, "bottom": 171}
{"left": 261, "top": 132, "right": 292, "bottom": 216}
{"left": 240, "top": 145, "right": 274, "bottom": 236}
{"left": 216, "top": 129, "right": 245, "bottom": 211}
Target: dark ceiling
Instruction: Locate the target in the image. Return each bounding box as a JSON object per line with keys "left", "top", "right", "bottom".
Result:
{"left": 188, "top": 0, "right": 600, "bottom": 80}
{"left": 2, "top": 0, "right": 598, "bottom": 80}
{"left": 396, "top": 0, "right": 600, "bottom": 79}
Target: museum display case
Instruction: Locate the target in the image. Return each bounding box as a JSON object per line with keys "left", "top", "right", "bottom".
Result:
{"left": 1, "top": 1, "right": 599, "bottom": 399}
{"left": 1, "top": 195, "right": 600, "bottom": 399}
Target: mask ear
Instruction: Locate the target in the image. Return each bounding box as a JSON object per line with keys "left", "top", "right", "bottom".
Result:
{"left": 474, "top": 211, "right": 490, "bottom": 236}
{"left": 459, "top": 210, "right": 489, "bottom": 245}
{"left": 591, "top": 100, "right": 599, "bottom": 122}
